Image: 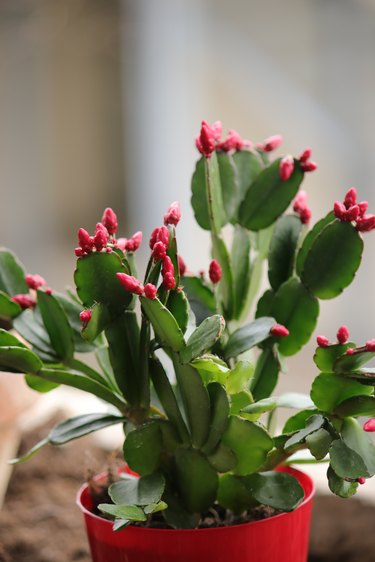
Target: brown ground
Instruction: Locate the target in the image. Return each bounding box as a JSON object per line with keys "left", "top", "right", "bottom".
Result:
{"left": 0, "top": 416, "right": 375, "bottom": 562}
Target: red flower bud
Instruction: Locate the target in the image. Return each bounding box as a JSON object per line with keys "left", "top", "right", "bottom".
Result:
{"left": 346, "top": 348, "right": 354, "bottom": 355}
{"left": 163, "top": 272, "right": 176, "bottom": 291}
{"left": 78, "top": 228, "right": 94, "bottom": 252}
{"left": 144, "top": 283, "right": 157, "bottom": 300}
{"left": 80, "top": 310, "right": 92, "bottom": 324}
{"left": 270, "top": 324, "right": 289, "bottom": 337}
{"left": 45, "top": 287, "right": 52, "bottom": 295}
{"left": 345, "top": 205, "right": 360, "bottom": 222}
{"left": 356, "top": 214, "right": 375, "bottom": 232}
{"left": 344, "top": 187, "right": 357, "bottom": 209}
{"left": 125, "top": 231, "right": 142, "bottom": 252}
{"left": 333, "top": 201, "right": 346, "bottom": 220}
{"left": 365, "top": 339, "right": 375, "bottom": 352}
{"left": 336, "top": 325, "right": 349, "bottom": 344}
{"left": 279, "top": 155, "right": 294, "bottom": 181}
{"left": 93, "top": 223, "right": 109, "bottom": 251}
{"left": 75, "top": 247, "right": 85, "bottom": 257}
{"left": 357, "top": 477, "right": 366, "bottom": 485}
{"left": 317, "top": 336, "right": 329, "bottom": 347}
{"left": 358, "top": 201, "right": 368, "bottom": 217}
{"left": 25, "top": 274, "right": 46, "bottom": 290}
{"left": 209, "top": 259, "right": 222, "bottom": 284}
{"left": 293, "top": 191, "right": 308, "bottom": 213}
{"left": 299, "top": 148, "right": 312, "bottom": 163}
{"left": 217, "top": 130, "right": 251, "bottom": 152}
{"left": 149, "top": 226, "right": 169, "bottom": 249}
{"left": 258, "top": 134, "right": 283, "bottom": 153}
{"left": 162, "top": 256, "right": 174, "bottom": 278}
{"left": 196, "top": 120, "right": 219, "bottom": 158}
{"left": 178, "top": 255, "right": 187, "bottom": 276}
{"left": 152, "top": 241, "right": 167, "bottom": 261}
{"left": 301, "top": 161, "right": 318, "bottom": 173}
{"left": 299, "top": 207, "right": 312, "bottom": 225}
{"left": 101, "top": 207, "right": 118, "bottom": 235}
{"left": 164, "top": 201, "right": 181, "bottom": 226}
{"left": 363, "top": 418, "right": 375, "bottom": 432}
{"left": 116, "top": 273, "right": 144, "bottom": 295}
{"left": 11, "top": 294, "right": 36, "bottom": 309}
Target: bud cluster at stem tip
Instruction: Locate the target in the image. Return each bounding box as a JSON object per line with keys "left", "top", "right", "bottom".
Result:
{"left": 333, "top": 187, "right": 375, "bottom": 232}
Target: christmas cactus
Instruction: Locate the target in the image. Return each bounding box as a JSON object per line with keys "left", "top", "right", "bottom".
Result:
{"left": 1, "top": 120, "right": 375, "bottom": 529}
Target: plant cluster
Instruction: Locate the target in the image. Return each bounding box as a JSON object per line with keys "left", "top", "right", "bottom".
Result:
{"left": 1, "top": 121, "right": 375, "bottom": 529}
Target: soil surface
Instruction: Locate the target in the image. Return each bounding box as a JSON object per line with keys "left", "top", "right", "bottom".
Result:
{"left": 1, "top": 415, "right": 375, "bottom": 562}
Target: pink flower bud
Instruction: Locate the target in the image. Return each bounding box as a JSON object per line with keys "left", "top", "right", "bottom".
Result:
{"left": 78, "top": 228, "right": 94, "bottom": 252}
{"left": 163, "top": 272, "right": 176, "bottom": 291}
{"left": 345, "top": 205, "right": 360, "bottom": 222}
{"left": 144, "top": 283, "right": 157, "bottom": 300}
{"left": 80, "top": 310, "right": 92, "bottom": 324}
{"left": 196, "top": 120, "right": 219, "bottom": 158}
{"left": 317, "top": 335, "right": 329, "bottom": 347}
{"left": 346, "top": 348, "right": 354, "bottom": 355}
{"left": 101, "top": 207, "right": 118, "bottom": 235}
{"left": 25, "top": 274, "right": 46, "bottom": 290}
{"left": 164, "top": 202, "right": 181, "bottom": 226}
{"left": 106, "top": 247, "right": 113, "bottom": 253}
{"left": 358, "top": 201, "right": 368, "bottom": 217}
{"left": 11, "top": 294, "right": 36, "bottom": 309}
{"left": 298, "top": 148, "right": 312, "bottom": 163}
{"left": 357, "top": 477, "right": 366, "bottom": 485}
{"left": 365, "top": 339, "right": 375, "bottom": 352}
{"left": 152, "top": 241, "right": 167, "bottom": 261}
{"left": 336, "top": 325, "right": 349, "bottom": 344}
{"left": 178, "top": 255, "right": 186, "bottom": 276}
{"left": 293, "top": 191, "right": 308, "bottom": 213}
{"left": 116, "top": 238, "right": 127, "bottom": 250}
{"left": 363, "top": 419, "right": 375, "bottom": 432}
{"left": 125, "top": 231, "right": 142, "bottom": 252}
{"left": 333, "top": 201, "right": 346, "bottom": 220}
{"left": 209, "top": 259, "right": 222, "bottom": 284}
{"left": 270, "top": 324, "right": 289, "bottom": 337}
{"left": 299, "top": 207, "right": 312, "bottom": 225}
{"left": 45, "top": 287, "right": 52, "bottom": 295}
{"left": 93, "top": 223, "right": 109, "bottom": 251}
{"left": 279, "top": 156, "right": 294, "bottom": 181}
{"left": 258, "top": 134, "right": 283, "bottom": 153}
{"left": 162, "top": 256, "right": 175, "bottom": 277}
{"left": 301, "top": 161, "right": 318, "bottom": 173}
{"left": 217, "top": 130, "right": 249, "bottom": 152}
{"left": 344, "top": 188, "right": 357, "bottom": 209}
{"left": 75, "top": 247, "right": 85, "bottom": 257}
{"left": 356, "top": 214, "right": 375, "bottom": 232}
{"left": 149, "top": 226, "right": 169, "bottom": 249}
{"left": 116, "top": 273, "right": 144, "bottom": 295}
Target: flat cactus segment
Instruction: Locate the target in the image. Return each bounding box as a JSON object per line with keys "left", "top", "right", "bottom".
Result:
{"left": 0, "top": 291, "right": 21, "bottom": 320}
{"left": 268, "top": 215, "right": 302, "bottom": 291}
{"left": 140, "top": 297, "right": 185, "bottom": 352}
{"left": 300, "top": 220, "right": 363, "bottom": 299}
{"left": 232, "top": 150, "right": 264, "bottom": 218}
{"left": 74, "top": 252, "right": 132, "bottom": 313}
{"left": 0, "top": 346, "right": 43, "bottom": 374}
{"left": 175, "top": 448, "right": 218, "bottom": 513}
{"left": 180, "top": 275, "right": 216, "bottom": 325}
{"left": 179, "top": 314, "right": 225, "bottom": 364}
{"left": 37, "top": 290, "right": 74, "bottom": 361}
{"left": 238, "top": 159, "right": 304, "bottom": 231}
{"left": 202, "top": 382, "right": 230, "bottom": 455}
{"left": 296, "top": 211, "right": 335, "bottom": 275}
{"left": 310, "top": 372, "right": 372, "bottom": 413}
{"left": 250, "top": 347, "right": 280, "bottom": 401}
{"left": 270, "top": 278, "right": 319, "bottom": 356}
{"left": 224, "top": 317, "right": 276, "bottom": 359}
{"left": 0, "top": 248, "right": 28, "bottom": 295}
{"left": 313, "top": 342, "right": 354, "bottom": 372}
{"left": 334, "top": 348, "right": 375, "bottom": 373}
{"left": 166, "top": 289, "right": 189, "bottom": 334}
{"left": 231, "top": 226, "right": 251, "bottom": 319}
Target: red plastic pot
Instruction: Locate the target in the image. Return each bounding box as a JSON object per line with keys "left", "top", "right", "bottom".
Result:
{"left": 77, "top": 466, "right": 314, "bottom": 562}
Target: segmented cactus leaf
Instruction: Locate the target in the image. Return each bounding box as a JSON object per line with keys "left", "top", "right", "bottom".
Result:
{"left": 202, "top": 382, "right": 230, "bottom": 455}
{"left": 0, "top": 291, "right": 21, "bottom": 320}
{"left": 296, "top": 211, "right": 335, "bottom": 275}
{"left": 140, "top": 297, "right": 185, "bottom": 352}
{"left": 231, "top": 225, "right": 251, "bottom": 319}
{"left": 0, "top": 248, "right": 28, "bottom": 295}
{"left": 179, "top": 314, "right": 225, "bottom": 364}
{"left": 232, "top": 150, "right": 264, "bottom": 217}
{"left": 310, "top": 372, "right": 372, "bottom": 413}
{"left": 37, "top": 290, "right": 74, "bottom": 361}
{"left": 268, "top": 215, "right": 302, "bottom": 291}
{"left": 224, "top": 317, "right": 276, "bottom": 359}
{"left": 123, "top": 422, "right": 163, "bottom": 475}
{"left": 174, "top": 448, "right": 218, "bottom": 513}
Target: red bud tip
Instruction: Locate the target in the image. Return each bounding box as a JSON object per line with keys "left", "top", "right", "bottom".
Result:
{"left": 317, "top": 335, "right": 329, "bottom": 347}
{"left": 358, "top": 201, "right": 368, "bottom": 217}
{"left": 217, "top": 130, "right": 252, "bottom": 152}
{"left": 279, "top": 155, "right": 294, "bottom": 181}
{"left": 363, "top": 418, "right": 375, "bottom": 432}
{"left": 144, "top": 283, "right": 157, "bottom": 300}
{"left": 125, "top": 231, "right": 143, "bottom": 252}
{"left": 196, "top": 120, "right": 222, "bottom": 158}
{"left": 163, "top": 272, "right": 176, "bottom": 291}
{"left": 101, "top": 207, "right": 118, "bottom": 235}
{"left": 209, "top": 259, "right": 222, "bottom": 284}
{"left": 164, "top": 201, "right": 181, "bottom": 226}
{"left": 162, "top": 256, "right": 175, "bottom": 278}
{"left": 333, "top": 201, "right": 346, "bottom": 220}
{"left": 25, "top": 274, "right": 46, "bottom": 290}
{"left": 293, "top": 191, "right": 311, "bottom": 225}
{"left": 178, "top": 255, "right": 187, "bottom": 276}
{"left": 356, "top": 214, "right": 375, "bottom": 232}
{"left": 152, "top": 241, "right": 167, "bottom": 261}
{"left": 345, "top": 205, "right": 360, "bottom": 222}
{"left": 116, "top": 273, "right": 144, "bottom": 295}
{"left": 258, "top": 134, "right": 283, "bottom": 153}
{"left": 94, "top": 223, "right": 109, "bottom": 251}
{"left": 270, "top": 324, "right": 289, "bottom": 337}
{"left": 346, "top": 348, "right": 354, "bottom": 355}
{"left": 75, "top": 247, "right": 85, "bottom": 257}
{"left": 298, "top": 148, "right": 312, "bottom": 163}
{"left": 78, "top": 228, "right": 94, "bottom": 253}
{"left": 80, "top": 310, "right": 92, "bottom": 324}
{"left": 11, "top": 294, "right": 36, "bottom": 309}
{"left": 357, "top": 477, "right": 366, "bottom": 485}
{"left": 301, "top": 161, "right": 318, "bottom": 173}
{"left": 336, "top": 325, "right": 349, "bottom": 344}
{"left": 149, "top": 226, "right": 169, "bottom": 249}
{"left": 344, "top": 188, "right": 357, "bottom": 209}
{"left": 365, "top": 339, "right": 375, "bottom": 352}
{"left": 299, "top": 207, "right": 312, "bottom": 225}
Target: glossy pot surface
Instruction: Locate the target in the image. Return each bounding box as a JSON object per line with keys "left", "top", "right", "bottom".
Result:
{"left": 77, "top": 466, "right": 314, "bottom": 562}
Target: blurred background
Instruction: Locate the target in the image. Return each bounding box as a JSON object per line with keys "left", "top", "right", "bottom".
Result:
{"left": 1, "top": 0, "right": 375, "bottom": 494}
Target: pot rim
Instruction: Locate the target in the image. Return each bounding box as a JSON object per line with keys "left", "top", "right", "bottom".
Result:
{"left": 76, "top": 465, "right": 315, "bottom": 534}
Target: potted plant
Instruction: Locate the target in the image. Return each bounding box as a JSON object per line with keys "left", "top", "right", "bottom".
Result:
{"left": 1, "top": 120, "right": 375, "bottom": 562}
